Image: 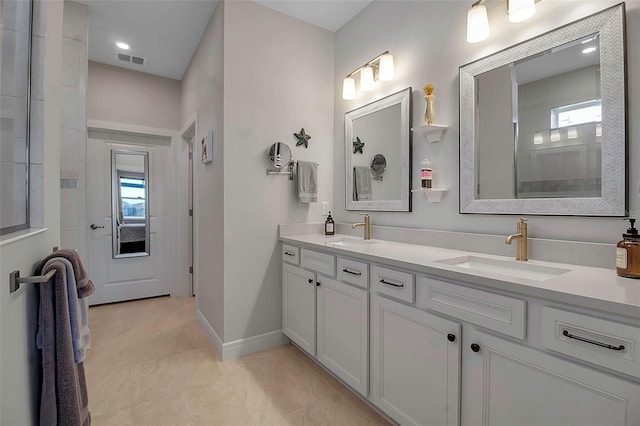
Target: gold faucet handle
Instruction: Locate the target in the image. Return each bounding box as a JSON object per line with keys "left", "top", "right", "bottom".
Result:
{"left": 519, "top": 217, "right": 528, "bottom": 223}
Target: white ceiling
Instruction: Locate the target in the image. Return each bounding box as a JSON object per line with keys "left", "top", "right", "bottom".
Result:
{"left": 80, "top": 0, "right": 373, "bottom": 81}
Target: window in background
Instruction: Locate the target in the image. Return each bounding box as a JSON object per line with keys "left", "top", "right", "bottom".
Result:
{"left": 119, "top": 176, "right": 146, "bottom": 221}
{"left": 550, "top": 99, "right": 602, "bottom": 129}
{"left": 1, "top": 0, "right": 32, "bottom": 234}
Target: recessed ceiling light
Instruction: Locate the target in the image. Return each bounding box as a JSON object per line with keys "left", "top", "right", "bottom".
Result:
{"left": 116, "top": 42, "right": 130, "bottom": 50}
{"left": 582, "top": 46, "right": 597, "bottom": 54}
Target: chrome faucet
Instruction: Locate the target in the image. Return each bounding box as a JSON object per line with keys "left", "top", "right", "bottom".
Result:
{"left": 505, "top": 218, "right": 528, "bottom": 261}
{"left": 352, "top": 213, "right": 372, "bottom": 240}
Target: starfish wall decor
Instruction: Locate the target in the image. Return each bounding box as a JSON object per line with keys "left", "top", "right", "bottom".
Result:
{"left": 294, "top": 128, "right": 311, "bottom": 148}
{"left": 353, "top": 136, "right": 365, "bottom": 154}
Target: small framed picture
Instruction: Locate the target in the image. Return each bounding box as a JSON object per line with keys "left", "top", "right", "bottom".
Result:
{"left": 200, "top": 129, "right": 213, "bottom": 164}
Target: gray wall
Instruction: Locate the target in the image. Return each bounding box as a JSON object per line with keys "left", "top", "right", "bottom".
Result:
{"left": 88, "top": 61, "right": 182, "bottom": 130}
{"left": 0, "top": 0, "right": 64, "bottom": 423}
{"left": 334, "top": 0, "right": 640, "bottom": 244}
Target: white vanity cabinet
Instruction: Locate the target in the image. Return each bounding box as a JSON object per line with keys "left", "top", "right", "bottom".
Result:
{"left": 316, "top": 275, "right": 369, "bottom": 396}
{"left": 370, "top": 293, "right": 461, "bottom": 426}
{"left": 283, "top": 248, "right": 370, "bottom": 397}
{"left": 461, "top": 327, "right": 640, "bottom": 426}
{"left": 282, "top": 263, "right": 317, "bottom": 355}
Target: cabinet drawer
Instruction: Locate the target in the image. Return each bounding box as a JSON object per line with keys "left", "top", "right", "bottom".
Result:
{"left": 301, "top": 249, "right": 336, "bottom": 277}
{"left": 372, "top": 265, "right": 415, "bottom": 303}
{"left": 282, "top": 244, "right": 300, "bottom": 265}
{"left": 336, "top": 257, "right": 369, "bottom": 289}
{"left": 542, "top": 307, "right": 640, "bottom": 379}
{"left": 417, "top": 276, "right": 526, "bottom": 339}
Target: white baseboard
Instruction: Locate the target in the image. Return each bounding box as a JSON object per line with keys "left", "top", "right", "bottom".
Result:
{"left": 195, "top": 309, "right": 289, "bottom": 361}
{"left": 222, "top": 330, "right": 290, "bottom": 360}
{"left": 195, "top": 309, "right": 224, "bottom": 359}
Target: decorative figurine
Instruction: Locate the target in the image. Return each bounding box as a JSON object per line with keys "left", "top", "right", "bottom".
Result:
{"left": 353, "top": 136, "right": 365, "bottom": 154}
{"left": 423, "top": 83, "right": 435, "bottom": 125}
{"left": 294, "top": 128, "right": 311, "bottom": 148}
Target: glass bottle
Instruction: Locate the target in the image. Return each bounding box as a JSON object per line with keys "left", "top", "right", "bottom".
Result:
{"left": 616, "top": 219, "right": 640, "bottom": 278}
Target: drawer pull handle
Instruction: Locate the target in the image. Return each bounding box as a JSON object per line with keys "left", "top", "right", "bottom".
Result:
{"left": 284, "top": 251, "right": 296, "bottom": 256}
{"left": 380, "top": 279, "right": 404, "bottom": 288}
{"left": 342, "top": 268, "right": 362, "bottom": 276}
{"left": 562, "top": 330, "right": 625, "bottom": 351}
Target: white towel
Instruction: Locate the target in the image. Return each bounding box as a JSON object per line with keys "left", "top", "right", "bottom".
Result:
{"left": 37, "top": 257, "right": 91, "bottom": 363}
{"left": 296, "top": 161, "right": 317, "bottom": 203}
{"left": 354, "top": 166, "right": 372, "bottom": 201}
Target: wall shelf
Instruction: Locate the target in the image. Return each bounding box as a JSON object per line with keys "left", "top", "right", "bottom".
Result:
{"left": 411, "top": 124, "right": 448, "bottom": 143}
{"left": 411, "top": 188, "right": 448, "bottom": 203}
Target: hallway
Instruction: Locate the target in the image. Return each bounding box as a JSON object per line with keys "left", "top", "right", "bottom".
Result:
{"left": 85, "top": 296, "right": 390, "bottom": 425}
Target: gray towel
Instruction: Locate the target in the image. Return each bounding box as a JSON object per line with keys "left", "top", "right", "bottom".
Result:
{"left": 296, "top": 161, "right": 317, "bottom": 203}
{"left": 36, "top": 249, "right": 95, "bottom": 298}
{"left": 37, "top": 258, "right": 91, "bottom": 363}
{"left": 354, "top": 166, "right": 372, "bottom": 201}
{"left": 39, "top": 261, "right": 91, "bottom": 426}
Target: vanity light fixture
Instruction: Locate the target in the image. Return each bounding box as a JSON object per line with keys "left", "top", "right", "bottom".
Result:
{"left": 467, "top": 1, "right": 490, "bottom": 43}
{"left": 466, "top": 0, "right": 541, "bottom": 43}
{"left": 533, "top": 132, "right": 544, "bottom": 145}
{"left": 342, "top": 51, "right": 394, "bottom": 100}
{"left": 596, "top": 123, "right": 602, "bottom": 138}
{"left": 116, "top": 41, "right": 130, "bottom": 50}
{"left": 550, "top": 129, "right": 561, "bottom": 142}
{"left": 508, "top": 0, "right": 536, "bottom": 23}
{"left": 567, "top": 127, "right": 578, "bottom": 139}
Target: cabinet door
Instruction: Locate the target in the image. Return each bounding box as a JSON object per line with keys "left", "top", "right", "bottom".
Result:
{"left": 371, "top": 294, "right": 461, "bottom": 426}
{"left": 282, "top": 263, "right": 316, "bottom": 355}
{"left": 461, "top": 328, "right": 640, "bottom": 426}
{"left": 317, "top": 277, "right": 368, "bottom": 397}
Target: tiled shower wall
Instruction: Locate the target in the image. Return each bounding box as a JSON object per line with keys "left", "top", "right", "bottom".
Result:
{"left": 60, "top": 1, "right": 88, "bottom": 257}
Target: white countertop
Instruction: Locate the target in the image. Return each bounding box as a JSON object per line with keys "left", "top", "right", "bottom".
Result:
{"left": 280, "top": 233, "right": 640, "bottom": 319}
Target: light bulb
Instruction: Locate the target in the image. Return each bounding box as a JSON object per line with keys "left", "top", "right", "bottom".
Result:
{"left": 116, "top": 42, "right": 130, "bottom": 50}
{"left": 467, "top": 4, "right": 490, "bottom": 43}
{"left": 534, "top": 132, "right": 544, "bottom": 145}
{"left": 360, "top": 66, "right": 375, "bottom": 91}
{"left": 342, "top": 77, "right": 356, "bottom": 100}
{"left": 378, "top": 53, "right": 394, "bottom": 81}
{"left": 508, "top": 0, "right": 536, "bottom": 23}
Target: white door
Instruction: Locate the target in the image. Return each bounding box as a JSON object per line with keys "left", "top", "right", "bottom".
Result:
{"left": 86, "top": 138, "right": 169, "bottom": 305}
{"left": 370, "top": 294, "right": 461, "bottom": 426}
{"left": 461, "top": 328, "right": 640, "bottom": 426}
{"left": 316, "top": 277, "right": 368, "bottom": 397}
{"left": 282, "top": 263, "right": 316, "bottom": 355}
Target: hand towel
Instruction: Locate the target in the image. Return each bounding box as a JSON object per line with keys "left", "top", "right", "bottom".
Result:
{"left": 37, "top": 258, "right": 91, "bottom": 363}
{"left": 296, "top": 161, "right": 317, "bottom": 203}
{"left": 39, "top": 261, "right": 91, "bottom": 426}
{"left": 354, "top": 166, "right": 372, "bottom": 201}
{"left": 36, "top": 249, "right": 95, "bottom": 298}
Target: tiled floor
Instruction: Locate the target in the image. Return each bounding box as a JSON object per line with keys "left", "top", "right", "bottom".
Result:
{"left": 85, "top": 296, "right": 391, "bottom": 425}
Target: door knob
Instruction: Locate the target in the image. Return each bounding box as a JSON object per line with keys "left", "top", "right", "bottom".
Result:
{"left": 90, "top": 224, "right": 105, "bottom": 230}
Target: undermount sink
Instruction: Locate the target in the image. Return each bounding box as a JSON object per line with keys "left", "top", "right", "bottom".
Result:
{"left": 436, "top": 255, "right": 570, "bottom": 282}
{"left": 324, "top": 237, "right": 376, "bottom": 248}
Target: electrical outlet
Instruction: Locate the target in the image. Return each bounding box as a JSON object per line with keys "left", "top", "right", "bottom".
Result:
{"left": 322, "top": 201, "right": 330, "bottom": 216}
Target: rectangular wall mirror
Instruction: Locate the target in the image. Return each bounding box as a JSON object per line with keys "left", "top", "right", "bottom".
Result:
{"left": 111, "top": 149, "right": 150, "bottom": 258}
{"left": 459, "top": 4, "right": 626, "bottom": 216}
{"left": 345, "top": 87, "right": 412, "bottom": 211}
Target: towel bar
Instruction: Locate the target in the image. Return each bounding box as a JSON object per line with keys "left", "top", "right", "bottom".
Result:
{"left": 9, "top": 269, "right": 56, "bottom": 293}
{"left": 266, "top": 161, "right": 319, "bottom": 180}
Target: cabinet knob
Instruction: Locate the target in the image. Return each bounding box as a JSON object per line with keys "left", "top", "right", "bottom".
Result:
{"left": 470, "top": 343, "right": 480, "bottom": 353}
{"left": 447, "top": 333, "right": 456, "bottom": 342}
{"left": 308, "top": 278, "right": 313, "bottom": 284}
{"left": 316, "top": 281, "right": 321, "bottom": 287}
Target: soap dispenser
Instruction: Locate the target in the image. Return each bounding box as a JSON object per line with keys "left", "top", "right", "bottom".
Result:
{"left": 616, "top": 219, "right": 640, "bottom": 278}
{"left": 324, "top": 211, "right": 335, "bottom": 236}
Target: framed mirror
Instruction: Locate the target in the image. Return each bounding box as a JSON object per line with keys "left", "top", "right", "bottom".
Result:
{"left": 459, "top": 4, "right": 626, "bottom": 216}
{"left": 345, "top": 87, "right": 412, "bottom": 211}
{"left": 111, "top": 150, "right": 150, "bottom": 258}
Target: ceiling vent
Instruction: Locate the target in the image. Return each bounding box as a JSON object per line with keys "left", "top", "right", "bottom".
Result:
{"left": 116, "top": 53, "right": 145, "bottom": 67}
